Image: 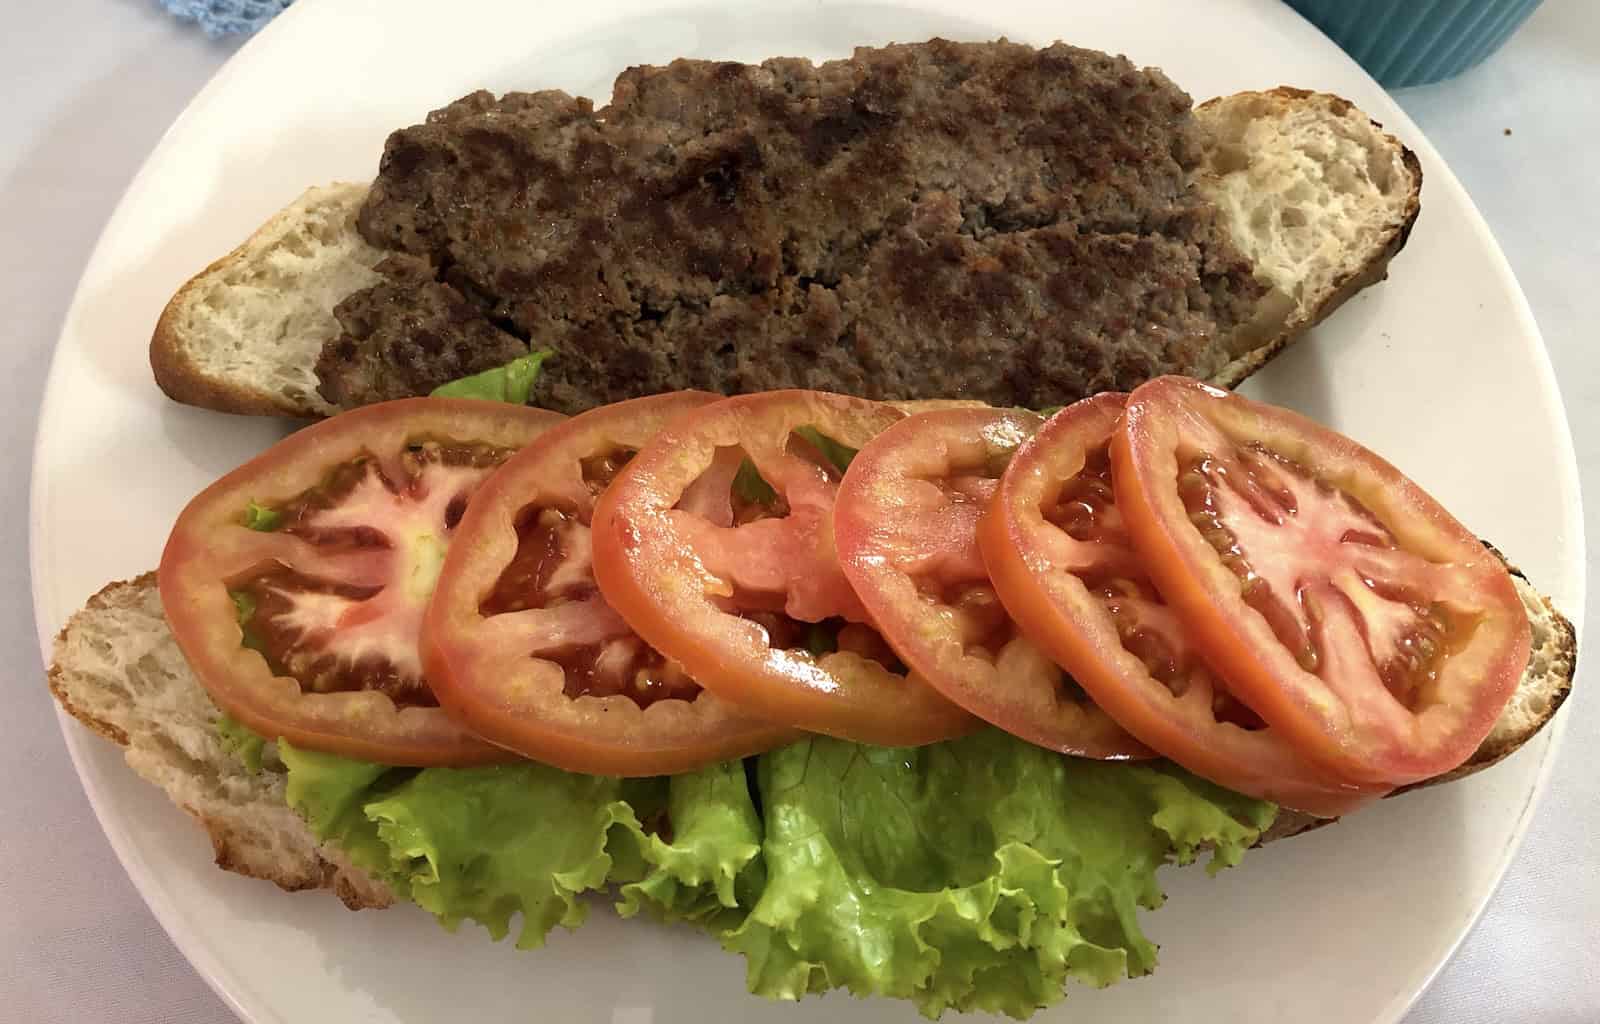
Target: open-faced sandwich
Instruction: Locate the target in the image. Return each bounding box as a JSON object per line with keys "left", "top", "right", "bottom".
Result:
{"left": 44, "top": 38, "right": 1574, "bottom": 1021}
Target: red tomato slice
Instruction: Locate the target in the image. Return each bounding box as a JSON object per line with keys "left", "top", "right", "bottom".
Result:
{"left": 422, "top": 392, "right": 800, "bottom": 775}
{"left": 159, "top": 398, "right": 565, "bottom": 766}
{"left": 1111, "top": 377, "right": 1530, "bottom": 786}
{"left": 591, "top": 390, "right": 976, "bottom": 746}
{"left": 980, "top": 393, "right": 1382, "bottom": 815}
{"left": 835, "top": 407, "right": 1150, "bottom": 759}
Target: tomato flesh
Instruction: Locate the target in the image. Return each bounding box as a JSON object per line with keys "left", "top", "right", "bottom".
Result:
{"left": 422, "top": 392, "right": 800, "bottom": 776}
{"left": 1111, "top": 377, "right": 1531, "bottom": 786}
{"left": 159, "top": 398, "right": 565, "bottom": 766}
{"left": 228, "top": 441, "right": 501, "bottom": 705}
{"left": 980, "top": 393, "right": 1382, "bottom": 816}
{"left": 477, "top": 506, "right": 698, "bottom": 705}
{"left": 835, "top": 407, "right": 1150, "bottom": 759}
{"left": 591, "top": 390, "right": 976, "bottom": 746}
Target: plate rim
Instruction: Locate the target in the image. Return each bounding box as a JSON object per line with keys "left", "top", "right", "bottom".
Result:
{"left": 28, "top": 1, "right": 1586, "bottom": 1021}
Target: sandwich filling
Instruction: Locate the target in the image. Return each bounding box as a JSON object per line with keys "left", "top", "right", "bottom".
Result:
{"left": 233, "top": 721, "right": 1276, "bottom": 1020}
{"left": 320, "top": 39, "right": 1267, "bottom": 413}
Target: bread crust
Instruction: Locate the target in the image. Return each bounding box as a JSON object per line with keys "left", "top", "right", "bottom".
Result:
{"left": 150, "top": 264, "right": 321, "bottom": 419}
{"left": 45, "top": 571, "right": 157, "bottom": 748}
{"left": 48, "top": 573, "right": 392, "bottom": 908}
{"left": 1203, "top": 87, "right": 1424, "bottom": 390}
{"left": 149, "top": 185, "right": 371, "bottom": 419}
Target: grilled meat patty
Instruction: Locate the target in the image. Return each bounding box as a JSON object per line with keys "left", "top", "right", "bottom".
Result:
{"left": 321, "top": 39, "right": 1266, "bottom": 414}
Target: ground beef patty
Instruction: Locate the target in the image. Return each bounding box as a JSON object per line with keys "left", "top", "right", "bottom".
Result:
{"left": 321, "top": 38, "right": 1266, "bottom": 413}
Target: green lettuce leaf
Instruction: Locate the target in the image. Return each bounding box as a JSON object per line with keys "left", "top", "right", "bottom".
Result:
{"left": 731, "top": 458, "right": 778, "bottom": 506}
{"left": 279, "top": 744, "right": 646, "bottom": 949}
{"left": 214, "top": 713, "right": 264, "bottom": 775}
{"left": 278, "top": 740, "right": 408, "bottom": 896}
{"left": 242, "top": 501, "right": 281, "bottom": 531}
{"left": 731, "top": 426, "right": 857, "bottom": 506}
{"left": 255, "top": 724, "right": 1271, "bottom": 1020}
{"left": 429, "top": 351, "right": 551, "bottom": 404}
{"left": 618, "top": 759, "right": 764, "bottom": 928}
{"left": 721, "top": 730, "right": 1274, "bottom": 1019}
{"left": 792, "top": 425, "right": 858, "bottom": 473}
{"left": 364, "top": 763, "right": 646, "bottom": 949}
{"left": 228, "top": 589, "right": 271, "bottom": 657}
{"left": 274, "top": 740, "right": 756, "bottom": 951}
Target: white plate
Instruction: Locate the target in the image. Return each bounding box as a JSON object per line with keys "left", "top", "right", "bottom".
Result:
{"left": 29, "top": 0, "right": 1585, "bottom": 1021}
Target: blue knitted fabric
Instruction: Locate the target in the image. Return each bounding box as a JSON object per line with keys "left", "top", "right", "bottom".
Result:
{"left": 158, "top": 0, "right": 294, "bottom": 37}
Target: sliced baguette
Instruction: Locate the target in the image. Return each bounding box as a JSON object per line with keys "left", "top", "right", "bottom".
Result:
{"left": 47, "top": 560, "right": 1573, "bottom": 904}
{"left": 47, "top": 572, "right": 393, "bottom": 909}
{"left": 1198, "top": 88, "right": 1423, "bottom": 387}
{"left": 150, "top": 183, "right": 384, "bottom": 419}
{"left": 149, "top": 88, "right": 1420, "bottom": 419}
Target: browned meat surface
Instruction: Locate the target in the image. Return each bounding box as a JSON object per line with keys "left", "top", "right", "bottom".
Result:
{"left": 321, "top": 38, "right": 1265, "bottom": 413}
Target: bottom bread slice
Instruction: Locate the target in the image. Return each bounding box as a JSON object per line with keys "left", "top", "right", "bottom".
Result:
{"left": 47, "top": 571, "right": 391, "bottom": 909}
{"left": 46, "top": 564, "right": 1574, "bottom": 901}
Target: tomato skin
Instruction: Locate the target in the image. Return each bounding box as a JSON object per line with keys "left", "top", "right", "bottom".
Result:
{"left": 422, "top": 391, "right": 800, "bottom": 776}
{"left": 1110, "top": 377, "right": 1531, "bottom": 786}
{"left": 835, "top": 407, "right": 1151, "bottom": 760}
{"left": 980, "top": 393, "right": 1381, "bottom": 816}
{"left": 591, "top": 390, "right": 976, "bottom": 746}
{"left": 159, "top": 398, "right": 564, "bottom": 766}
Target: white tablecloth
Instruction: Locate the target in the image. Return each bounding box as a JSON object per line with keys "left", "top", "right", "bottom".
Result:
{"left": 2, "top": 1, "right": 1593, "bottom": 1020}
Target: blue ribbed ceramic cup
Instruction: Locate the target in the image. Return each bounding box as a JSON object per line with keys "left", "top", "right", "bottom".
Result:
{"left": 1285, "top": 0, "right": 1545, "bottom": 87}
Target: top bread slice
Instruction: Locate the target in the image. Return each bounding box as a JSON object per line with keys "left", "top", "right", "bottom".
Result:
{"left": 46, "top": 556, "right": 1574, "bottom": 907}
{"left": 151, "top": 184, "right": 383, "bottom": 419}
{"left": 1199, "top": 88, "right": 1421, "bottom": 387}
{"left": 149, "top": 87, "right": 1421, "bottom": 420}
